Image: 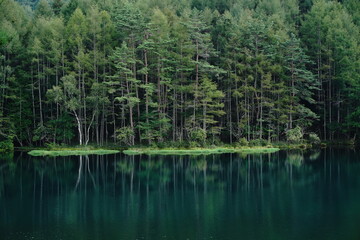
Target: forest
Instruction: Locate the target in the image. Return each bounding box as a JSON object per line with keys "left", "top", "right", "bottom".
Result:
{"left": 0, "top": 0, "right": 360, "bottom": 150}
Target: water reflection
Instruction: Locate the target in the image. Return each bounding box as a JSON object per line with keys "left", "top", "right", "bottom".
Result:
{"left": 1, "top": 149, "right": 360, "bottom": 240}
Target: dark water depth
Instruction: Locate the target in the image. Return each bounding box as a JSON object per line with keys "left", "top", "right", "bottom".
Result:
{"left": 1, "top": 149, "right": 360, "bottom": 240}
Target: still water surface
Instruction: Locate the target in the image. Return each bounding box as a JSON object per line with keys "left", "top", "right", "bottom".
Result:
{"left": 1, "top": 149, "right": 360, "bottom": 240}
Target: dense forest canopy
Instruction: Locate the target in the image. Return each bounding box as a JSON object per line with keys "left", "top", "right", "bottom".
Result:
{"left": 0, "top": 0, "right": 360, "bottom": 149}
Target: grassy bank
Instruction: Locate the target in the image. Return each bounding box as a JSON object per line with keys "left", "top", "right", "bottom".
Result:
{"left": 28, "top": 149, "right": 119, "bottom": 157}
{"left": 123, "top": 147, "right": 280, "bottom": 155}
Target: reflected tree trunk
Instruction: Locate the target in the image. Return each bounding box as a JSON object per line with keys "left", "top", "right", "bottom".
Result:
{"left": 75, "top": 155, "right": 83, "bottom": 191}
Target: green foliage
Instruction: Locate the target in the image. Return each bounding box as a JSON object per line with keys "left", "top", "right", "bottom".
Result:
{"left": 44, "top": 142, "right": 60, "bottom": 149}
{"left": 188, "top": 127, "right": 207, "bottom": 146}
{"left": 237, "top": 138, "right": 249, "bottom": 147}
{"left": 34, "top": 0, "right": 53, "bottom": 18}
{"left": 0, "top": 116, "right": 14, "bottom": 151}
{"left": 52, "top": 0, "right": 63, "bottom": 15}
{"left": 137, "top": 113, "right": 171, "bottom": 143}
{"left": 1, "top": 0, "right": 360, "bottom": 148}
{"left": 198, "top": 77, "right": 225, "bottom": 132}
{"left": 286, "top": 126, "right": 303, "bottom": 143}
{"left": 282, "top": 34, "right": 319, "bottom": 128}
{"left": 308, "top": 133, "right": 321, "bottom": 145}
{"left": 116, "top": 127, "right": 135, "bottom": 146}
{"left": 249, "top": 139, "right": 268, "bottom": 147}
{"left": 32, "top": 124, "right": 51, "bottom": 142}
{"left": 47, "top": 114, "right": 75, "bottom": 143}
{"left": 0, "top": 139, "right": 14, "bottom": 152}
{"left": 301, "top": 0, "right": 360, "bottom": 140}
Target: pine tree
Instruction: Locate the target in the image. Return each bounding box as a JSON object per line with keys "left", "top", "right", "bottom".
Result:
{"left": 47, "top": 75, "right": 83, "bottom": 144}
{"left": 283, "top": 34, "right": 318, "bottom": 129}
{"left": 302, "top": 0, "right": 360, "bottom": 140}
{"left": 108, "top": 41, "right": 140, "bottom": 145}
{"left": 198, "top": 77, "right": 225, "bottom": 142}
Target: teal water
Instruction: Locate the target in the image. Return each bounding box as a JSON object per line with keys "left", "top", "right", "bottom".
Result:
{"left": 1, "top": 149, "right": 360, "bottom": 240}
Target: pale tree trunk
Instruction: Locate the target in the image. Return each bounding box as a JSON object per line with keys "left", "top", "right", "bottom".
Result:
{"left": 85, "top": 112, "right": 96, "bottom": 145}
{"left": 74, "top": 110, "right": 83, "bottom": 145}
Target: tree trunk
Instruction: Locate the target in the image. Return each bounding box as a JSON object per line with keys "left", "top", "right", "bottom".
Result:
{"left": 74, "top": 110, "right": 83, "bottom": 145}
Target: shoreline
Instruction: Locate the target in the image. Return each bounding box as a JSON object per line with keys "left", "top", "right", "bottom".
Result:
{"left": 1, "top": 141, "right": 351, "bottom": 157}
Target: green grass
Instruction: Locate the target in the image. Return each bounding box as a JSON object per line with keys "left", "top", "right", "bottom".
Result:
{"left": 123, "top": 147, "right": 280, "bottom": 155}
{"left": 28, "top": 149, "right": 120, "bottom": 157}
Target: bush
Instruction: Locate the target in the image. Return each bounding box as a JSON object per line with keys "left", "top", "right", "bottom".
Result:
{"left": 237, "top": 137, "right": 249, "bottom": 147}
{"left": 116, "top": 127, "right": 134, "bottom": 146}
{"left": 32, "top": 124, "right": 51, "bottom": 142}
{"left": 155, "top": 141, "right": 167, "bottom": 148}
{"left": 0, "top": 139, "right": 14, "bottom": 152}
{"left": 308, "top": 133, "right": 321, "bottom": 145}
{"left": 188, "top": 127, "right": 207, "bottom": 145}
{"left": 150, "top": 141, "right": 159, "bottom": 148}
{"left": 188, "top": 141, "right": 199, "bottom": 148}
{"left": 286, "top": 126, "right": 303, "bottom": 143}
{"left": 45, "top": 142, "right": 61, "bottom": 150}
{"left": 162, "top": 141, "right": 185, "bottom": 148}
{"left": 208, "top": 137, "right": 222, "bottom": 147}
{"left": 249, "top": 139, "right": 268, "bottom": 147}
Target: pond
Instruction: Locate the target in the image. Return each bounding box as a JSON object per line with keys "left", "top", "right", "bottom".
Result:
{"left": 0, "top": 149, "right": 360, "bottom": 240}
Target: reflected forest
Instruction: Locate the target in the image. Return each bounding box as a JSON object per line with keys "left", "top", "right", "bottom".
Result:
{"left": 2, "top": 150, "right": 360, "bottom": 239}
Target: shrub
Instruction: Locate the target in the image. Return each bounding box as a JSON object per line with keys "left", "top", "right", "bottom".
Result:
{"left": 237, "top": 137, "right": 249, "bottom": 147}
{"left": 208, "top": 137, "right": 222, "bottom": 147}
{"left": 188, "top": 127, "right": 207, "bottom": 145}
{"left": 249, "top": 139, "right": 268, "bottom": 147}
{"left": 150, "top": 142, "right": 159, "bottom": 148}
{"left": 286, "top": 126, "right": 303, "bottom": 143}
{"left": 0, "top": 139, "right": 14, "bottom": 152}
{"left": 188, "top": 141, "right": 199, "bottom": 148}
{"left": 45, "top": 142, "right": 61, "bottom": 150}
{"left": 32, "top": 124, "right": 51, "bottom": 142}
{"left": 164, "top": 141, "right": 185, "bottom": 148}
{"left": 116, "top": 127, "right": 134, "bottom": 146}
{"left": 155, "top": 141, "right": 167, "bottom": 149}
{"left": 308, "top": 133, "right": 321, "bottom": 145}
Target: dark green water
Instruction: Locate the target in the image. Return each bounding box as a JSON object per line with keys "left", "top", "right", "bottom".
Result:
{"left": 1, "top": 149, "right": 360, "bottom": 240}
